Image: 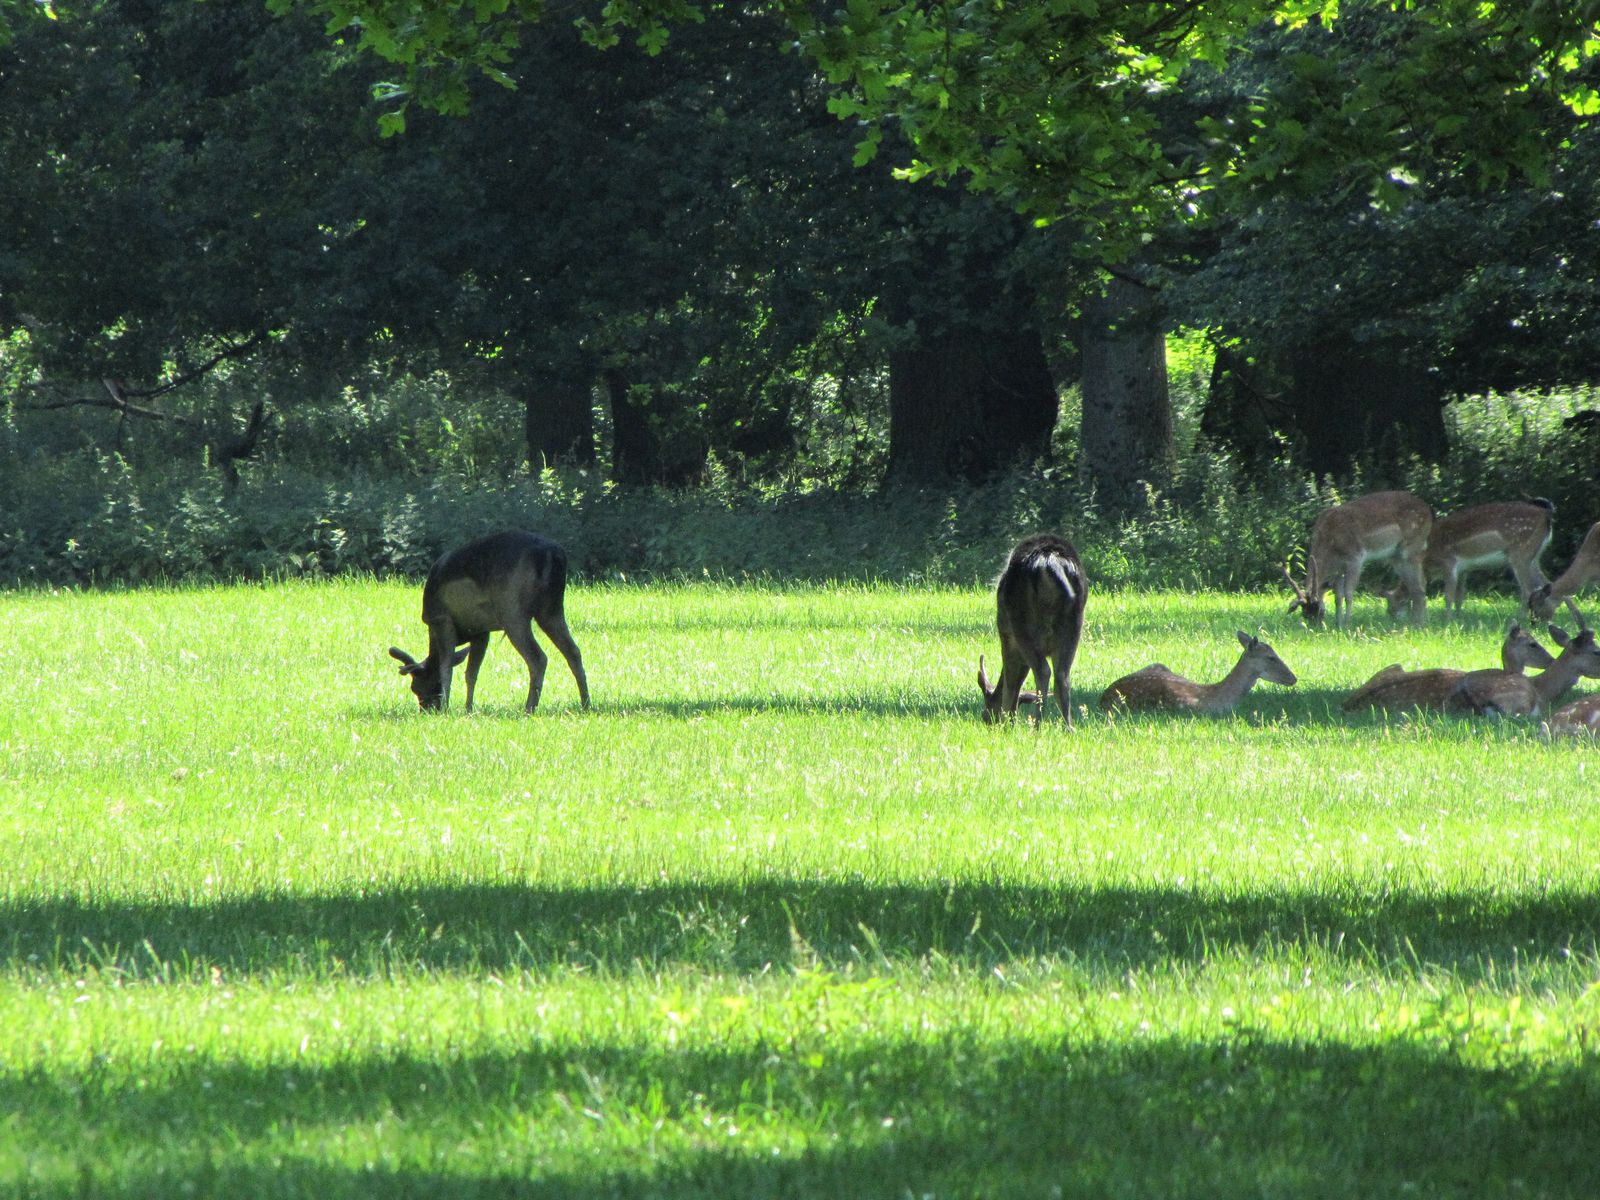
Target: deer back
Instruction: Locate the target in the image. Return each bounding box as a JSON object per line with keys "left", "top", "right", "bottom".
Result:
{"left": 422, "top": 530, "right": 570, "bottom": 636}
{"left": 1549, "top": 694, "right": 1600, "bottom": 736}
{"left": 994, "top": 534, "right": 1086, "bottom": 651}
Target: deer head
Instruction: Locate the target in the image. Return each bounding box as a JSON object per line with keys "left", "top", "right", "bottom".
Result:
{"left": 389, "top": 645, "right": 469, "bottom": 711}
{"left": 1282, "top": 557, "right": 1326, "bottom": 626}
{"left": 977, "top": 654, "right": 1042, "bottom": 724}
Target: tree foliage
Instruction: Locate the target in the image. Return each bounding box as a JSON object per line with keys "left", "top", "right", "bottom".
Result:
{"left": 233, "top": 0, "right": 1600, "bottom": 255}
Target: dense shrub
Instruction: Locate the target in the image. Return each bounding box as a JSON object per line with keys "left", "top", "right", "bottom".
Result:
{"left": 1, "top": 390, "right": 1593, "bottom": 591}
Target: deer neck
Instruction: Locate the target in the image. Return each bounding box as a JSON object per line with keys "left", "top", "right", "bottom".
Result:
{"left": 1533, "top": 653, "right": 1587, "bottom": 706}
{"left": 1195, "top": 658, "right": 1261, "bottom": 714}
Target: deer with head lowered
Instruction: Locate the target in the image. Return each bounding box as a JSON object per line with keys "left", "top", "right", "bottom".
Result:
{"left": 1527, "top": 519, "right": 1600, "bottom": 625}
{"left": 1283, "top": 490, "right": 1431, "bottom": 628}
{"left": 1099, "top": 631, "right": 1297, "bottom": 715}
{"left": 978, "top": 534, "right": 1087, "bottom": 725}
{"left": 1342, "top": 621, "right": 1554, "bottom": 712}
{"left": 1443, "top": 623, "right": 1600, "bottom": 717}
{"left": 1385, "top": 499, "right": 1554, "bottom": 618}
{"left": 389, "top": 530, "right": 590, "bottom": 714}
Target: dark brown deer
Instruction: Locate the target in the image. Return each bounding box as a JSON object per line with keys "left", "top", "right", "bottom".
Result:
{"left": 978, "top": 534, "right": 1088, "bottom": 725}
{"left": 389, "top": 531, "right": 590, "bottom": 714}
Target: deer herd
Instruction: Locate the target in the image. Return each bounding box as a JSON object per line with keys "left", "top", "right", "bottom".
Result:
{"left": 971, "top": 489, "right": 1600, "bottom": 735}
{"left": 389, "top": 495, "right": 1600, "bottom": 738}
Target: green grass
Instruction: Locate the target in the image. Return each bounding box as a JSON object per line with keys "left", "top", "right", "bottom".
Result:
{"left": 3, "top": 580, "right": 1599, "bottom": 1198}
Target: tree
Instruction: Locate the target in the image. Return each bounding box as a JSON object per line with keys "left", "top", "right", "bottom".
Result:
{"left": 0, "top": 1, "right": 431, "bottom": 464}
{"left": 1167, "top": 3, "right": 1600, "bottom": 474}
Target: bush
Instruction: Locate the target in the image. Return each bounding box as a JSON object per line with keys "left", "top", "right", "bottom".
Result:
{"left": 2, "top": 389, "right": 1593, "bottom": 592}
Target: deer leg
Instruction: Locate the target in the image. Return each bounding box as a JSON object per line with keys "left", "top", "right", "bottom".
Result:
{"left": 462, "top": 635, "right": 490, "bottom": 713}
{"left": 1334, "top": 572, "right": 1354, "bottom": 629}
{"left": 1510, "top": 558, "right": 1542, "bottom": 605}
{"left": 1397, "top": 558, "right": 1428, "bottom": 626}
{"left": 429, "top": 616, "right": 459, "bottom": 710}
{"left": 998, "top": 643, "right": 1030, "bottom": 719}
{"left": 504, "top": 620, "right": 549, "bottom": 714}
{"left": 534, "top": 612, "right": 590, "bottom": 710}
{"left": 1050, "top": 654, "right": 1073, "bottom": 727}
{"left": 1027, "top": 653, "right": 1052, "bottom": 724}
{"left": 1442, "top": 564, "right": 1461, "bottom": 615}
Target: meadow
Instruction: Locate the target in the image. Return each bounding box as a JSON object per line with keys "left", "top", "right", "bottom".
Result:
{"left": 3, "top": 578, "right": 1599, "bottom": 1198}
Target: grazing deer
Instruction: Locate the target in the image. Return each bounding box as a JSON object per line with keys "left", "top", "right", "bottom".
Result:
{"left": 1099, "top": 631, "right": 1298, "bottom": 715}
{"left": 978, "top": 534, "right": 1088, "bottom": 724}
{"left": 1527, "top": 520, "right": 1600, "bottom": 624}
{"left": 389, "top": 530, "right": 590, "bottom": 714}
{"left": 1384, "top": 499, "right": 1554, "bottom": 618}
{"left": 1443, "top": 624, "right": 1600, "bottom": 717}
{"left": 1283, "top": 490, "right": 1432, "bottom": 628}
{"left": 1547, "top": 694, "right": 1600, "bottom": 737}
{"left": 1342, "top": 621, "right": 1554, "bottom": 712}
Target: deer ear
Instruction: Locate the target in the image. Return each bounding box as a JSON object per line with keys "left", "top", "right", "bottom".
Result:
{"left": 389, "top": 647, "right": 419, "bottom": 672}
{"left": 450, "top": 647, "right": 470, "bottom": 667}
{"left": 1549, "top": 625, "right": 1572, "bottom": 647}
{"left": 1237, "top": 630, "right": 1254, "bottom": 649}
{"left": 977, "top": 654, "right": 993, "bottom": 696}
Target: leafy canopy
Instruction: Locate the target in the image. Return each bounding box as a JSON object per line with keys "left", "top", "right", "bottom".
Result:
{"left": 7, "top": 0, "right": 1599, "bottom": 250}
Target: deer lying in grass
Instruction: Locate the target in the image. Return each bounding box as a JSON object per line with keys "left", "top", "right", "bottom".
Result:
{"left": 1283, "top": 490, "right": 1432, "bottom": 628}
{"left": 1342, "top": 621, "right": 1554, "bottom": 713}
{"left": 389, "top": 530, "right": 590, "bottom": 713}
{"left": 1547, "top": 694, "right": 1600, "bottom": 737}
{"left": 1098, "top": 632, "right": 1297, "bottom": 715}
{"left": 1384, "top": 499, "right": 1554, "bottom": 618}
{"left": 1442, "top": 624, "right": 1600, "bottom": 717}
{"left": 978, "top": 534, "right": 1087, "bottom": 725}
{"left": 1528, "top": 520, "right": 1600, "bottom": 624}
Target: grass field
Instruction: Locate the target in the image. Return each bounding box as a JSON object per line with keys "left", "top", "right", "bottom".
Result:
{"left": 3, "top": 579, "right": 1599, "bottom": 1198}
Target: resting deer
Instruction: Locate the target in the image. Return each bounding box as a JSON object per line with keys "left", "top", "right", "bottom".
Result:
{"left": 1099, "top": 631, "right": 1297, "bottom": 715}
{"left": 1528, "top": 520, "right": 1600, "bottom": 624}
{"left": 1547, "top": 694, "right": 1600, "bottom": 737}
{"left": 389, "top": 530, "right": 590, "bottom": 713}
{"left": 978, "top": 534, "right": 1087, "bottom": 725}
{"left": 1283, "top": 490, "right": 1432, "bottom": 628}
{"left": 1342, "top": 621, "right": 1554, "bottom": 712}
{"left": 1384, "top": 499, "right": 1554, "bottom": 618}
{"left": 1443, "top": 624, "right": 1600, "bottom": 717}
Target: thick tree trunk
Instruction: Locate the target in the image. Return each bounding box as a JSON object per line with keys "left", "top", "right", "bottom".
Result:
{"left": 1288, "top": 341, "right": 1446, "bottom": 477}
{"left": 884, "top": 325, "right": 1058, "bottom": 486}
{"left": 1079, "top": 276, "right": 1172, "bottom": 509}
{"left": 521, "top": 373, "right": 595, "bottom": 470}
{"left": 603, "top": 369, "right": 707, "bottom": 486}
{"left": 1201, "top": 339, "right": 1446, "bottom": 477}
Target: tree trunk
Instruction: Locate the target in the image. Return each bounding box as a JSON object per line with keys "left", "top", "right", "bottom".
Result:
{"left": 1288, "top": 341, "right": 1446, "bottom": 477}
{"left": 884, "top": 325, "right": 1058, "bottom": 486}
{"left": 1200, "top": 339, "right": 1446, "bottom": 477}
{"left": 603, "top": 369, "right": 707, "bottom": 486}
{"left": 1079, "top": 276, "right": 1172, "bottom": 509}
{"left": 521, "top": 373, "right": 595, "bottom": 470}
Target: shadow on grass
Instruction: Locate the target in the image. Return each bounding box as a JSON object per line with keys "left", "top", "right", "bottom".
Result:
{"left": 354, "top": 685, "right": 1530, "bottom": 725}
{"left": 8, "top": 1029, "right": 1598, "bottom": 1198}
{"left": 5, "top": 876, "right": 1596, "bottom": 983}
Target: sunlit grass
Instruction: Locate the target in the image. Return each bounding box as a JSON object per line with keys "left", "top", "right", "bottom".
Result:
{"left": 3, "top": 580, "right": 1599, "bottom": 1197}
